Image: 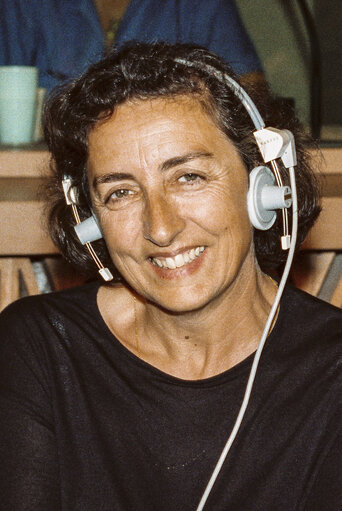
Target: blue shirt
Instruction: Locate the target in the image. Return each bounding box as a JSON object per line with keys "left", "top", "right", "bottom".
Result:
{"left": 0, "top": 0, "right": 262, "bottom": 90}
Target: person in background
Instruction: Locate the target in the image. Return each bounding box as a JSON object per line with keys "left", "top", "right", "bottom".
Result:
{"left": 0, "top": 0, "right": 263, "bottom": 90}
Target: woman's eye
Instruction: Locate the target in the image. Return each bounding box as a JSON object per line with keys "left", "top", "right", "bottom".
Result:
{"left": 106, "top": 189, "right": 134, "bottom": 202}
{"left": 178, "top": 173, "right": 203, "bottom": 184}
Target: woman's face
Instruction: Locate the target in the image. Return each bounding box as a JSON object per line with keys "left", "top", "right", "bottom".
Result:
{"left": 88, "top": 96, "right": 255, "bottom": 312}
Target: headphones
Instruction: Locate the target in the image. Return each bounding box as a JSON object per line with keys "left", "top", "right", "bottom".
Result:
{"left": 62, "top": 62, "right": 296, "bottom": 282}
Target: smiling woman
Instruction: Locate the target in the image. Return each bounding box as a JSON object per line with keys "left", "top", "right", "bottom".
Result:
{"left": 88, "top": 96, "right": 252, "bottom": 314}
{"left": 0, "top": 42, "right": 341, "bottom": 511}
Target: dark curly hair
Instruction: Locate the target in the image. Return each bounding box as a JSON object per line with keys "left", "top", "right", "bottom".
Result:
{"left": 43, "top": 41, "right": 321, "bottom": 280}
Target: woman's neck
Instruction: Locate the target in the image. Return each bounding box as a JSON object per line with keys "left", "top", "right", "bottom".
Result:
{"left": 94, "top": 0, "right": 131, "bottom": 32}
{"left": 136, "top": 265, "right": 276, "bottom": 379}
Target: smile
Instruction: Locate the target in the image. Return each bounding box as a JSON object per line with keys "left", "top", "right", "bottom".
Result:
{"left": 150, "top": 246, "right": 206, "bottom": 270}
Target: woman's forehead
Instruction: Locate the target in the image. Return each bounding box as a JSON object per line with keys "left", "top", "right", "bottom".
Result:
{"left": 91, "top": 95, "right": 217, "bottom": 136}
{"left": 87, "top": 96, "right": 237, "bottom": 169}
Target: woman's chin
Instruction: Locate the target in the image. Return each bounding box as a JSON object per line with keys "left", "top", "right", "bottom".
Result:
{"left": 145, "top": 286, "right": 219, "bottom": 314}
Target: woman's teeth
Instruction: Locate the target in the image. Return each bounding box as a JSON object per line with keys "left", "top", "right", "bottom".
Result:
{"left": 150, "top": 246, "right": 205, "bottom": 270}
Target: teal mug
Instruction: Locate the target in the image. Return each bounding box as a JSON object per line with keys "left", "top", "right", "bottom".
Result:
{"left": 0, "top": 66, "right": 38, "bottom": 145}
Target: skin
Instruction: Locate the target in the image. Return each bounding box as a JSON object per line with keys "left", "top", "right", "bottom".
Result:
{"left": 87, "top": 96, "right": 277, "bottom": 380}
{"left": 94, "top": 0, "right": 131, "bottom": 31}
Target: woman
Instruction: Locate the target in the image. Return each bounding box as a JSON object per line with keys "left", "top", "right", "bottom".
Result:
{"left": 0, "top": 43, "right": 341, "bottom": 510}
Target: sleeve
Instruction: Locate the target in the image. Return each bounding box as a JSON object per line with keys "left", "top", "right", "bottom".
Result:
{"left": 0, "top": 302, "right": 60, "bottom": 510}
{"left": 186, "top": 0, "right": 263, "bottom": 75}
{"left": 0, "top": 0, "right": 104, "bottom": 90}
{"left": 303, "top": 429, "right": 342, "bottom": 510}
{"left": 0, "top": 0, "right": 38, "bottom": 66}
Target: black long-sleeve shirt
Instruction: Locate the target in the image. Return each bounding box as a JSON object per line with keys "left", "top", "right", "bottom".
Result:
{"left": 0, "top": 282, "right": 341, "bottom": 510}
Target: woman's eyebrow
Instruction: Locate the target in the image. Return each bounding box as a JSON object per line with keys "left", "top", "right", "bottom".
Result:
{"left": 160, "top": 151, "right": 213, "bottom": 172}
{"left": 93, "top": 172, "right": 134, "bottom": 189}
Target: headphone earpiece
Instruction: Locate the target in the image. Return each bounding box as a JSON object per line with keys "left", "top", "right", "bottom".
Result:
{"left": 74, "top": 215, "right": 103, "bottom": 245}
{"left": 62, "top": 177, "right": 112, "bottom": 281}
{"left": 247, "top": 166, "right": 292, "bottom": 231}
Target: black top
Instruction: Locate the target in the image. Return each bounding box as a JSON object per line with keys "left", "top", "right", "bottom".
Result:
{"left": 0, "top": 282, "right": 341, "bottom": 511}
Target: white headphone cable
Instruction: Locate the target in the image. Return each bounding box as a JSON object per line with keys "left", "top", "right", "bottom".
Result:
{"left": 196, "top": 165, "right": 298, "bottom": 511}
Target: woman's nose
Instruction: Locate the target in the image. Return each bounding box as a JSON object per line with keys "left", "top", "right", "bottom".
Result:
{"left": 143, "top": 192, "right": 185, "bottom": 247}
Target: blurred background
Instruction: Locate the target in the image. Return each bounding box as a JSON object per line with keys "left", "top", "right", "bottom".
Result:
{"left": 239, "top": 0, "right": 342, "bottom": 143}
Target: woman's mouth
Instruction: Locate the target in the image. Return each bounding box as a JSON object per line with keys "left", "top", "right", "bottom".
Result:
{"left": 149, "top": 246, "right": 206, "bottom": 270}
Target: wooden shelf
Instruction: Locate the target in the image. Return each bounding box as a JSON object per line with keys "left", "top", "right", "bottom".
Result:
{"left": 0, "top": 145, "right": 50, "bottom": 178}
{"left": 0, "top": 146, "right": 341, "bottom": 255}
{"left": 0, "top": 147, "right": 55, "bottom": 255}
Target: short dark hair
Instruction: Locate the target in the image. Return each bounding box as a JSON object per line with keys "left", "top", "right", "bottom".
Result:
{"left": 43, "top": 42, "right": 321, "bottom": 279}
